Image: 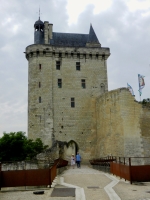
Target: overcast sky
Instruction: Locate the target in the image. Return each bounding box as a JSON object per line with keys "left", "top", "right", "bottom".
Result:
{"left": 0, "top": 0, "right": 150, "bottom": 138}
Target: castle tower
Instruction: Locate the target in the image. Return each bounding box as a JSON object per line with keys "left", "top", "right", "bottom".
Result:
{"left": 25, "top": 19, "right": 110, "bottom": 162}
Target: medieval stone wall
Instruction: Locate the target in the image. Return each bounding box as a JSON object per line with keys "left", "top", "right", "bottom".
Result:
{"left": 96, "top": 88, "right": 150, "bottom": 159}
{"left": 27, "top": 45, "right": 54, "bottom": 148}
{"left": 26, "top": 44, "right": 110, "bottom": 162}
{"left": 140, "top": 103, "right": 150, "bottom": 159}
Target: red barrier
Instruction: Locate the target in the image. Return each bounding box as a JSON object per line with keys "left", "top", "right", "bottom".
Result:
{"left": 131, "top": 165, "right": 150, "bottom": 182}
{"left": 50, "top": 164, "right": 57, "bottom": 183}
{"left": 0, "top": 163, "right": 57, "bottom": 189}
{"left": 110, "top": 157, "right": 150, "bottom": 184}
{"left": 54, "top": 158, "right": 68, "bottom": 168}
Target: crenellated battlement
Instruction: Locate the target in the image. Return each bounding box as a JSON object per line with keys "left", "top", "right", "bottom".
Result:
{"left": 25, "top": 44, "right": 110, "bottom": 60}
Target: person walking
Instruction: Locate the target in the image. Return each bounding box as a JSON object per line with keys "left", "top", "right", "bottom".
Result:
{"left": 70, "top": 154, "right": 75, "bottom": 169}
{"left": 76, "top": 152, "right": 81, "bottom": 168}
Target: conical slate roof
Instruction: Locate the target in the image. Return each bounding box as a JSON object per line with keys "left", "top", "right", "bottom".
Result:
{"left": 87, "top": 24, "right": 100, "bottom": 43}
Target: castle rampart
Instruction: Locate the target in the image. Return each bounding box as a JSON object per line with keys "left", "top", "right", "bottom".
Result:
{"left": 96, "top": 88, "right": 150, "bottom": 161}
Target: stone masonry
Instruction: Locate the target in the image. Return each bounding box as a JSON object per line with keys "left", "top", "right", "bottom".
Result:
{"left": 25, "top": 17, "right": 150, "bottom": 163}
{"left": 25, "top": 17, "right": 110, "bottom": 162}
{"left": 96, "top": 88, "right": 150, "bottom": 163}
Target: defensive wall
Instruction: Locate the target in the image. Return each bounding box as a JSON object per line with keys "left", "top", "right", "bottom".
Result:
{"left": 96, "top": 88, "right": 150, "bottom": 160}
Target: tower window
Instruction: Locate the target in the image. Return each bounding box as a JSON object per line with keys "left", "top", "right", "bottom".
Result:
{"left": 102, "top": 54, "right": 105, "bottom": 60}
{"left": 36, "top": 51, "right": 39, "bottom": 56}
{"left": 71, "top": 98, "right": 75, "bottom": 107}
{"left": 81, "top": 79, "right": 86, "bottom": 88}
{"left": 39, "top": 64, "right": 41, "bottom": 70}
{"left": 76, "top": 62, "right": 80, "bottom": 71}
{"left": 39, "top": 82, "right": 41, "bottom": 88}
{"left": 56, "top": 61, "right": 60, "bottom": 70}
{"left": 100, "top": 83, "right": 105, "bottom": 93}
{"left": 58, "top": 79, "right": 62, "bottom": 88}
{"left": 39, "top": 96, "right": 41, "bottom": 103}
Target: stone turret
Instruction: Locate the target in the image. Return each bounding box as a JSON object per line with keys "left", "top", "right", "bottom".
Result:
{"left": 34, "top": 17, "right": 44, "bottom": 44}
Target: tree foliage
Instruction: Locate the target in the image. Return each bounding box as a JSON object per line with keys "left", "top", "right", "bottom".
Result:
{"left": 142, "top": 98, "right": 150, "bottom": 104}
{"left": 142, "top": 98, "right": 150, "bottom": 108}
{"left": 0, "top": 132, "right": 48, "bottom": 161}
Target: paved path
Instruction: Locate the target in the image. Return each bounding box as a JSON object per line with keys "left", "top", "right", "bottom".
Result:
{"left": 60, "top": 165, "right": 111, "bottom": 200}
{"left": 0, "top": 165, "right": 150, "bottom": 200}
{"left": 59, "top": 165, "right": 150, "bottom": 200}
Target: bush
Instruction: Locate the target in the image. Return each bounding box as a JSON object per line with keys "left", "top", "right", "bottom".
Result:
{"left": 0, "top": 132, "right": 48, "bottom": 161}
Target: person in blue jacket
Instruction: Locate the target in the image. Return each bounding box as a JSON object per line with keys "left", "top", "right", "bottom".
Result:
{"left": 76, "top": 152, "right": 81, "bottom": 168}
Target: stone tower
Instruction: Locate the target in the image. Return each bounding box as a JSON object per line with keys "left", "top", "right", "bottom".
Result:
{"left": 25, "top": 18, "right": 110, "bottom": 161}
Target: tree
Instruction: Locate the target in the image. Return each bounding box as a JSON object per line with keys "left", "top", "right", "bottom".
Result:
{"left": 142, "top": 98, "right": 150, "bottom": 106}
{"left": 0, "top": 132, "right": 48, "bottom": 161}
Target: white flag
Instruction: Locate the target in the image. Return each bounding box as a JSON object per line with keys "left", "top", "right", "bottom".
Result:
{"left": 138, "top": 74, "right": 145, "bottom": 96}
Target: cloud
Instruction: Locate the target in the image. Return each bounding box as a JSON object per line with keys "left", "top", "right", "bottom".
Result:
{"left": 0, "top": 0, "right": 68, "bottom": 137}
{"left": 126, "top": 0, "right": 150, "bottom": 12}
{"left": 66, "top": 0, "right": 112, "bottom": 25}
{"left": 67, "top": 0, "right": 150, "bottom": 98}
{"left": 0, "top": 0, "right": 150, "bottom": 138}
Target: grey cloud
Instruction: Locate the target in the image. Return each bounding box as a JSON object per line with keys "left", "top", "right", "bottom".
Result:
{"left": 0, "top": 0, "right": 68, "bottom": 137}
{"left": 68, "top": 0, "right": 150, "bottom": 98}
{"left": 0, "top": 0, "right": 149, "bottom": 137}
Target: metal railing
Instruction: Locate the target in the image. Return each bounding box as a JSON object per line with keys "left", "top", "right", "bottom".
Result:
{"left": 89, "top": 156, "right": 116, "bottom": 173}
{"left": 0, "top": 160, "right": 57, "bottom": 190}
{"left": 110, "top": 157, "right": 150, "bottom": 184}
